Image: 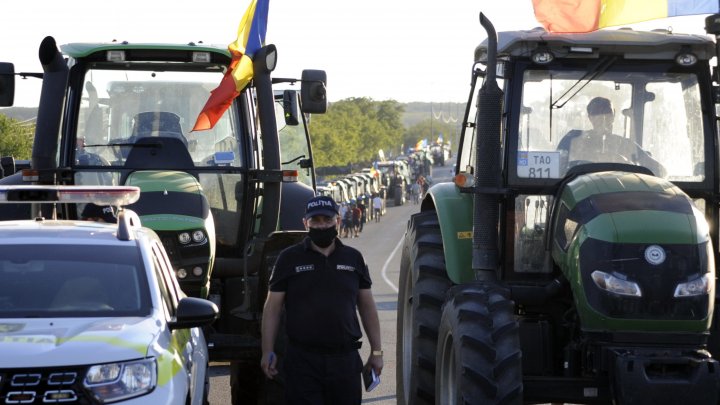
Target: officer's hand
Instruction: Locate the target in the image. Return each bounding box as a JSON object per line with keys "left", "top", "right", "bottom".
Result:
{"left": 366, "top": 353, "right": 384, "bottom": 376}
{"left": 261, "top": 351, "right": 278, "bottom": 379}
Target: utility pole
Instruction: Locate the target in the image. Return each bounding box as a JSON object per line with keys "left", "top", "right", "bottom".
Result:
{"left": 430, "top": 100, "right": 433, "bottom": 144}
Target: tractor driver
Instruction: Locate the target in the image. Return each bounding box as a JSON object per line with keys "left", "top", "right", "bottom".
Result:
{"left": 557, "top": 97, "right": 666, "bottom": 177}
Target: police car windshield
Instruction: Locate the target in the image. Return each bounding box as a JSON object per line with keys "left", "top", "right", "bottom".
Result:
{"left": 0, "top": 245, "right": 151, "bottom": 318}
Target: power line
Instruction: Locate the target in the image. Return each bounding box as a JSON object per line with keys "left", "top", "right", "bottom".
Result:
{"left": 431, "top": 102, "right": 458, "bottom": 123}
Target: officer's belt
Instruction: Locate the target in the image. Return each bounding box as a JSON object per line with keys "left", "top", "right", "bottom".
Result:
{"left": 289, "top": 339, "right": 362, "bottom": 354}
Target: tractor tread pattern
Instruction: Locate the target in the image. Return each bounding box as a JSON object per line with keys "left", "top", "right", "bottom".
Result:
{"left": 436, "top": 283, "right": 523, "bottom": 405}
{"left": 397, "top": 211, "right": 452, "bottom": 405}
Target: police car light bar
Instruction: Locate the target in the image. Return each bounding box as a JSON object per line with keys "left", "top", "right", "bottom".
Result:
{"left": 0, "top": 186, "right": 141, "bottom": 206}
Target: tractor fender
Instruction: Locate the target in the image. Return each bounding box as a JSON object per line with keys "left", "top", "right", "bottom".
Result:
{"left": 424, "top": 182, "right": 474, "bottom": 284}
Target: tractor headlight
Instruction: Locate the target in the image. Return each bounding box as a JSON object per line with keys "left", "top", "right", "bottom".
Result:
{"left": 178, "top": 232, "right": 191, "bottom": 244}
{"left": 192, "top": 230, "right": 206, "bottom": 243}
{"left": 591, "top": 270, "right": 642, "bottom": 297}
{"left": 176, "top": 268, "right": 188, "bottom": 279}
{"left": 85, "top": 358, "right": 156, "bottom": 402}
{"left": 674, "top": 274, "right": 711, "bottom": 297}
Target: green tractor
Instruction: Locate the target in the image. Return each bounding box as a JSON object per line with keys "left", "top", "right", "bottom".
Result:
{"left": 377, "top": 159, "right": 410, "bottom": 206}
{"left": 0, "top": 36, "right": 326, "bottom": 403}
{"left": 397, "top": 13, "right": 720, "bottom": 404}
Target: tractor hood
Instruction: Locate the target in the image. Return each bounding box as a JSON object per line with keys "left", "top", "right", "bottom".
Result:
{"left": 556, "top": 171, "right": 709, "bottom": 245}
{"left": 552, "top": 171, "right": 714, "bottom": 331}
{"left": 125, "top": 170, "right": 210, "bottom": 231}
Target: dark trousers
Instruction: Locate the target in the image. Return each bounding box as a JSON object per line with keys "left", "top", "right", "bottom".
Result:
{"left": 284, "top": 344, "right": 362, "bottom": 405}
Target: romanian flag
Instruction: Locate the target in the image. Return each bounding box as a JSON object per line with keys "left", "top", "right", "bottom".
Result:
{"left": 532, "top": 0, "right": 719, "bottom": 33}
{"left": 193, "top": 0, "right": 270, "bottom": 131}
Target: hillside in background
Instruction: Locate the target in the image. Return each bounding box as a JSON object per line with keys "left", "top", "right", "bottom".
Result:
{"left": 0, "top": 107, "right": 38, "bottom": 123}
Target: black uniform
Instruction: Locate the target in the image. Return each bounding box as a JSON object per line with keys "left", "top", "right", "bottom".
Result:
{"left": 269, "top": 237, "right": 372, "bottom": 404}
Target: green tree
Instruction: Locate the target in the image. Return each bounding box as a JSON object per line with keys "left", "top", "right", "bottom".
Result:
{"left": 309, "top": 98, "right": 404, "bottom": 168}
{"left": 0, "top": 114, "right": 34, "bottom": 159}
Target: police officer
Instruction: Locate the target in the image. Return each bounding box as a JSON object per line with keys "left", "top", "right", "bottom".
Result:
{"left": 260, "top": 195, "right": 383, "bottom": 404}
{"left": 80, "top": 203, "right": 117, "bottom": 223}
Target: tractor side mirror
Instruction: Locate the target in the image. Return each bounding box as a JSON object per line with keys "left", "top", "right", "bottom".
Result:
{"left": 283, "top": 90, "right": 300, "bottom": 126}
{"left": 300, "top": 69, "right": 327, "bottom": 114}
{"left": 0, "top": 62, "right": 15, "bottom": 107}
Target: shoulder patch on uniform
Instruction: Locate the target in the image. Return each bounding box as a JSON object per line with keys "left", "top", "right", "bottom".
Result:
{"left": 337, "top": 264, "right": 355, "bottom": 272}
{"left": 295, "top": 264, "right": 315, "bottom": 273}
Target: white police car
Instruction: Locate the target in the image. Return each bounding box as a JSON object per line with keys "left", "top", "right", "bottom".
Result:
{"left": 0, "top": 186, "right": 218, "bottom": 404}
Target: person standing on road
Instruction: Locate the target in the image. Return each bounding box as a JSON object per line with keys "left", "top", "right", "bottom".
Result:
{"left": 410, "top": 181, "right": 421, "bottom": 205}
{"left": 339, "top": 202, "right": 350, "bottom": 238}
{"left": 372, "top": 193, "right": 383, "bottom": 222}
{"left": 351, "top": 203, "right": 362, "bottom": 238}
{"left": 357, "top": 199, "right": 367, "bottom": 233}
{"left": 342, "top": 203, "right": 354, "bottom": 238}
{"left": 260, "top": 195, "right": 383, "bottom": 405}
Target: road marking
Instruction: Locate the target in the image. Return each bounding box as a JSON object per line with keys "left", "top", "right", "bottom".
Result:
{"left": 381, "top": 236, "right": 403, "bottom": 293}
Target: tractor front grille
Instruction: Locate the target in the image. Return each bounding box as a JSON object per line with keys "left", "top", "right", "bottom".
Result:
{"left": 580, "top": 239, "right": 710, "bottom": 321}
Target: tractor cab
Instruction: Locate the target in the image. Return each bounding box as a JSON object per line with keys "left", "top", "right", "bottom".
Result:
{"left": 398, "top": 15, "right": 720, "bottom": 405}
{"left": 458, "top": 28, "right": 717, "bottom": 279}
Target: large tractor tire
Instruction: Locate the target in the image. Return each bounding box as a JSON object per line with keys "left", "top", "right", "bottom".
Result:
{"left": 435, "top": 283, "right": 522, "bottom": 405}
{"left": 397, "top": 211, "right": 453, "bottom": 405}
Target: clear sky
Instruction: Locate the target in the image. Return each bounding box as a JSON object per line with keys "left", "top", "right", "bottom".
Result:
{"left": 1, "top": 1, "right": 713, "bottom": 107}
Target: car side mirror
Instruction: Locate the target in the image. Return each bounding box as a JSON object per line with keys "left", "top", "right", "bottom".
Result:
{"left": 168, "top": 297, "right": 218, "bottom": 330}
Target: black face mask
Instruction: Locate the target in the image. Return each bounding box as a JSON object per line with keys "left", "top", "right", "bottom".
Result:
{"left": 308, "top": 226, "right": 338, "bottom": 248}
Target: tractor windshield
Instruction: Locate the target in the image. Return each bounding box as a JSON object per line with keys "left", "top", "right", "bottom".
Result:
{"left": 71, "top": 65, "right": 249, "bottom": 250}
{"left": 516, "top": 66, "right": 705, "bottom": 181}
{"left": 76, "top": 67, "right": 242, "bottom": 168}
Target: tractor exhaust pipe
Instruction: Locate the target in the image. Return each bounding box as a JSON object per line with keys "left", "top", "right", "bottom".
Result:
{"left": 472, "top": 13, "right": 503, "bottom": 280}
{"left": 32, "top": 36, "right": 68, "bottom": 176}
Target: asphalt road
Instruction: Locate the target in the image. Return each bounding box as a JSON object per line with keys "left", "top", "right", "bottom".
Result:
{"left": 208, "top": 162, "right": 456, "bottom": 404}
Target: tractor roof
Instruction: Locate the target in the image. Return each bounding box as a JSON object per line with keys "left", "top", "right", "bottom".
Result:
{"left": 475, "top": 27, "right": 716, "bottom": 63}
{"left": 61, "top": 42, "right": 231, "bottom": 59}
